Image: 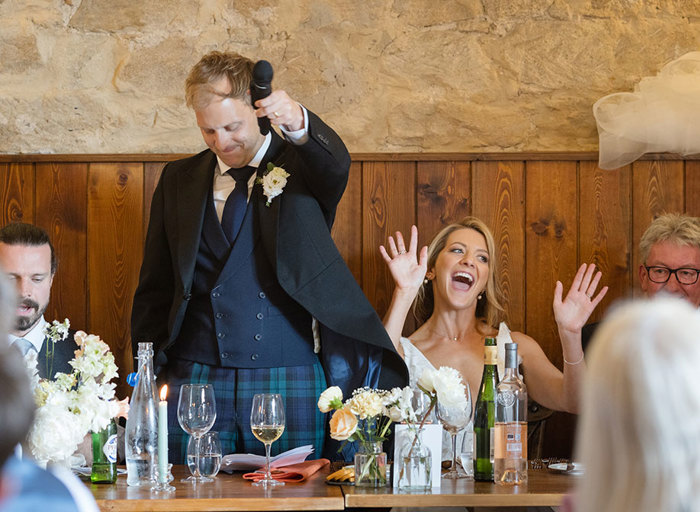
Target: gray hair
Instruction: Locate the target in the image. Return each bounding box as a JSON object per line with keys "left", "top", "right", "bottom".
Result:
{"left": 639, "top": 213, "right": 700, "bottom": 263}
{"left": 575, "top": 297, "right": 700, "bottom": 512}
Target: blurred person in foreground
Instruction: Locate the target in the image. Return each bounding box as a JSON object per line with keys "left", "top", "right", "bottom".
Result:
{"left": 131, "top": 50, "right": 406, "bottom": 462}
{"left": 0, "top": 272, "right": 97, "bottom": 511}
{"left": 569, "top": 296, "right": 700, "bottom": 512}
{"left": 0, "top": 223, "right": 79, "bottom": 378}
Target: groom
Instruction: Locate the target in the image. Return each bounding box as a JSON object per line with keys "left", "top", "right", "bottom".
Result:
{"left": 0, "top": 222, "right": 78, "bottom": 379}
{"left": 131, "top": 50, "right": 407, "bottom": 462}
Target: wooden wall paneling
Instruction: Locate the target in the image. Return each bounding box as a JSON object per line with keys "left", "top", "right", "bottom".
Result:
{"left": 578, "top": 162, "right": 632, "bottom": 323}
{"left": 415, "top": 161, "right": 471, "bottom": 240}
{"left": 524, "top": 161, "right": 578, "bottom": 367}
{"left": 525, "top": 161, "right": 578, "bottom": 459}
{"left": 412, "top": 161, "right": 471, "bottom": 335}
{"left": 143, "top": 162, "right": 166, "bottom": 242}
{"left": 631, "top": 160, "right": 684, "bottom": 295}
{"left": 35, "top": 163, "right": 89, "bottom": 330}
{"left": 0, "top": 162, "right": 34, "bottom": 225}
{"left": 472, "top": 160, "right": 525, "bottom": 333}
{"left": 362, "top": 161, "right": 416, "bottom": 319}
{"left": 332, "top": 161, "right": 363, "bottom": 285}
{"left": 87, "top": 163, "right": 144, "bottom": 398}
{"left": 685, "top": 161, "right": 700, "bottom": 216}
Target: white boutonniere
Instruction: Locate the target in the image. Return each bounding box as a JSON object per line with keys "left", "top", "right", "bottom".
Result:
{"left": 257, "top": 162, "right": 290, "bottom": 207}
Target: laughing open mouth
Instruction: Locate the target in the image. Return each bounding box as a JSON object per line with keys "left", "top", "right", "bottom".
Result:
{"left": 452, "top": 271, "right": 475, "bottom": 290}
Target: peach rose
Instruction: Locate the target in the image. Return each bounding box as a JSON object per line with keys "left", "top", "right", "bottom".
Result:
{"left": 329, "top": 407, "right": 358, "bottom": 441}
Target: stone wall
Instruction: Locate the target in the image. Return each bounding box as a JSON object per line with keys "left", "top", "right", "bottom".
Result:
{"left": 1, "top": 0, "right": 699, "bottom": 154}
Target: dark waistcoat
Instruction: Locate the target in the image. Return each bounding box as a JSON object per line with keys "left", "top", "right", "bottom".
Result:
{"left": 168, "top": 191, "right": 317, "bottom": 368}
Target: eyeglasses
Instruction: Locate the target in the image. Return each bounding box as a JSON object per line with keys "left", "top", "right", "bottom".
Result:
{"left": 644, "top": 266, "right": 700, "bottom": 285}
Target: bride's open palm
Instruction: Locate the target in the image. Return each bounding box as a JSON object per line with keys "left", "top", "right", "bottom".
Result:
{"left": 553, "top": 263, "right": 608, "bottom": 334}
{"left": 379, "top": 225, "right": 428, "bottom": 292}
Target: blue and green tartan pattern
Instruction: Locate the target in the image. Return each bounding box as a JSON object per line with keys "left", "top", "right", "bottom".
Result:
{"left": 163, "top": 358, "right": 327, "bottom": 464}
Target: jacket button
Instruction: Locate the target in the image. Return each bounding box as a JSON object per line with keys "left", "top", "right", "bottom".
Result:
{"left": 251, "top": 353, "right": 259, "bottom": 361}
{"left": 221, "top": 352, "right": 230, "bottom": 359}
{"left": 217, "top": 332, "right": 225, "bottom": 339}
{"left": 215, "top": 313, "right": 224, "bottom": 319}
{"left": 256, "top": 313, "right": 263, "bottom": 320}
{"left": 258, "top": 292, "right": 266, "bottom": 299}
{"left": 254, "top": 334, "right": 262, "bottom": 341}
{"left": 212, "top": 292, "right": 220, "bottom": 298}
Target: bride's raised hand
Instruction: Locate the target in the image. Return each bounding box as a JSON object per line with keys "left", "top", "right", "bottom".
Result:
{"left": 553, "top": 263, "right": 608, "bottom": 334}
{"left": 379, "top": 225, "right": 428, "bottom": 293}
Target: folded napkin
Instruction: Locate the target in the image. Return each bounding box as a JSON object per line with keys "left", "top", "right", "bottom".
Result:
{"left": 243, "top": 458, "right": 330, "bottom": 483}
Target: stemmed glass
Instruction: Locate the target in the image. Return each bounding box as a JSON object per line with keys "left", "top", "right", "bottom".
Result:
{"left": 437, "top": 384, "right": 473, "bottom": 479}
{"left": 178, "top": 384, "right": 217, "bottom": 483}
{"left": 250, "top": 393, "right": 286, "bottom": 487}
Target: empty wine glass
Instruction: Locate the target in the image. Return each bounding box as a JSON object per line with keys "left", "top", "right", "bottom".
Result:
{"left": 250, "top": 393, "right": 285, "bottom": 487}
{"left": 187, "top": 431, "right": 222, "bottom": 479}
{"left": 437, "top": 384, "right": 473, "bottom": 479}
{"left": 178, "top": 384, "right": 217, "bottom": 483}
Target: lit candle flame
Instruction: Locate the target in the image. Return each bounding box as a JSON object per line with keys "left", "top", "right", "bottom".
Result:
{"left": 160, "top": 384, "right": 168, "bottom": 401}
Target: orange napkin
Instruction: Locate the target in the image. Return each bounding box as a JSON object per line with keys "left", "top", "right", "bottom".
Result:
{"left": 243, "top": 458, "right": 330, "bottom": 483}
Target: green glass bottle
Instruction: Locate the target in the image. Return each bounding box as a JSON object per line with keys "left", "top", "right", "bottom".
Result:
{"left": 91, "top": 418, "right": 118, "bottom": 483}
{"left": 473, "top": 336, "right": 499, "bottom": 481}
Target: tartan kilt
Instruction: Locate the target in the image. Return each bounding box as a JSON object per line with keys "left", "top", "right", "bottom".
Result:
{"left": 162, "top": 358, "right": 327, "bottom": 464}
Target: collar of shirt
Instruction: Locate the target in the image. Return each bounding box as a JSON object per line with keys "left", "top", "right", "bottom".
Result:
{"left": 212, "top": 133, "right": 272, "bottom": 221}
{"left": 8, "top": 316, "right": 47, "bottom": 352}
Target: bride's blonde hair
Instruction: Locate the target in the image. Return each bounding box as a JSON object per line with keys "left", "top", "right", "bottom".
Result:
{"left": 413, "top": 217, "right": 505, "bottom": 331}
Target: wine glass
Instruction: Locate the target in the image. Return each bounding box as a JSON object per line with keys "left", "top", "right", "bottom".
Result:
{"left": 187, "top": 431, "right": 222, "bottom": 479}
{"left": 250, "top": 393, "right": 286, "bottom": 487}
{"left": 178, "top": 384, "right": 217, "bottom": 482}
{"left": 437, "top": 384, "right": 473, "bottom": 479}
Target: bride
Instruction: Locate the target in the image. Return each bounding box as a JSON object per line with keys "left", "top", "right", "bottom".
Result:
{"left": 380, "top": 218, "right": 607, "bottom": 414}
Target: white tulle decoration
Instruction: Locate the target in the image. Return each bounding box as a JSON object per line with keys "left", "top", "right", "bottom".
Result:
{"left": 593, "top": 52, "right": 700, "bottom": 170}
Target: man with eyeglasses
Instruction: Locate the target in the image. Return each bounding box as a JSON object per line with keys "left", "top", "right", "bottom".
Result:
{"left": 583, "top": 213, "right": 700, "bottom": 351}
{"left": 638, "top": 213, "right": 700, "bottom": 307}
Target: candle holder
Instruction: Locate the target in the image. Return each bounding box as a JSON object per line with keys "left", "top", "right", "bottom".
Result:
{"left": 152, "top": 463, "right": 175, "bottom": 493}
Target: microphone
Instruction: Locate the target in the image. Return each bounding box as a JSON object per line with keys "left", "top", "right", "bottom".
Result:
{"left": 251, "top": 60, "right": 274, "bottom": 135}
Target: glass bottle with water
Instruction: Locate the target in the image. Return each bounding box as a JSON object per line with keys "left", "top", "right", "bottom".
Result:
{"left": 125, "top": 342, "right": 159, "bottom": 487}
{"left": 494, "top": 342, "right": 528, "bottom": 485}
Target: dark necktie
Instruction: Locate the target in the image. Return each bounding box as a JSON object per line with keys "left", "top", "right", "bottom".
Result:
{"left": 220, "top": 166, "right": 256, "bottom": 243}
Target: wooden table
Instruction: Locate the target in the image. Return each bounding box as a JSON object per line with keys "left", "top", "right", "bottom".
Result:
{"left": 87, "top": 466, "right": 575, "bottom": 511}
{"left": 343, "top": 469, "right": 573, "bottom": 508}
{"left": 89, "top": 466, "right": 344, "bottom": 511}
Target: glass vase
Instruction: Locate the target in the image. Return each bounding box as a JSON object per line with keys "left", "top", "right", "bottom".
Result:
{"left": 354, "top": 441, "right": 387, "bottom": 487}
{"left": 398, "top": 427, "right": 432, "bottom": 491}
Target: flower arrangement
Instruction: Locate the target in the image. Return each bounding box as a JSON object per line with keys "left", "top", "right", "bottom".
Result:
{"left": 23, "top": 319, "right": 127, "bottom": 465}
{"left": 318, "top": 386, "right": 394, "bottom": 486}
{"left": 386, "top": 366, "right": 469, "bottom": 477}
{"left": 257, "top": 162, "right": 290, "bottom": 206}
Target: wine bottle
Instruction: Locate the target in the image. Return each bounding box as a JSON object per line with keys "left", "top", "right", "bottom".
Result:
{"left": 125, "top": 342, "right": 159, "bottom": 487}
{"left": 494, "top": 342, "right": 528, "bottom": 485}
{"left": 473, "top": 336, "right": 498, "bottom": 481}
{"left": 91, "top": 418, "right": 118, "bottom": 484}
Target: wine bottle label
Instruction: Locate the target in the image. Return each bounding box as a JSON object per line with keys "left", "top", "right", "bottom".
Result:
{"left": 103, "top": 434, "right": 118, "bottom": 463}
{"left": 494, "top": 422, "right": 527, "bottom": 459}
{"left": 484, "top": 346, "right": 498, "bottom": 365}
{"left": 489, "top": 427, "right": 495, "bottom": 463}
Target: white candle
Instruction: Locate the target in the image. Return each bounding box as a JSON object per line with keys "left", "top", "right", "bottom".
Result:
{"left": 158, "top": 385, "right": 168, "bottom": 484}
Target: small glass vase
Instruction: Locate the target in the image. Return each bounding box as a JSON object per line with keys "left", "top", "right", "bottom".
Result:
{"left": 398, "top": 427, "right": 432, "bottom": 491}
{"left": 354, "top": 441, "right": 387, "bottom": 487}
